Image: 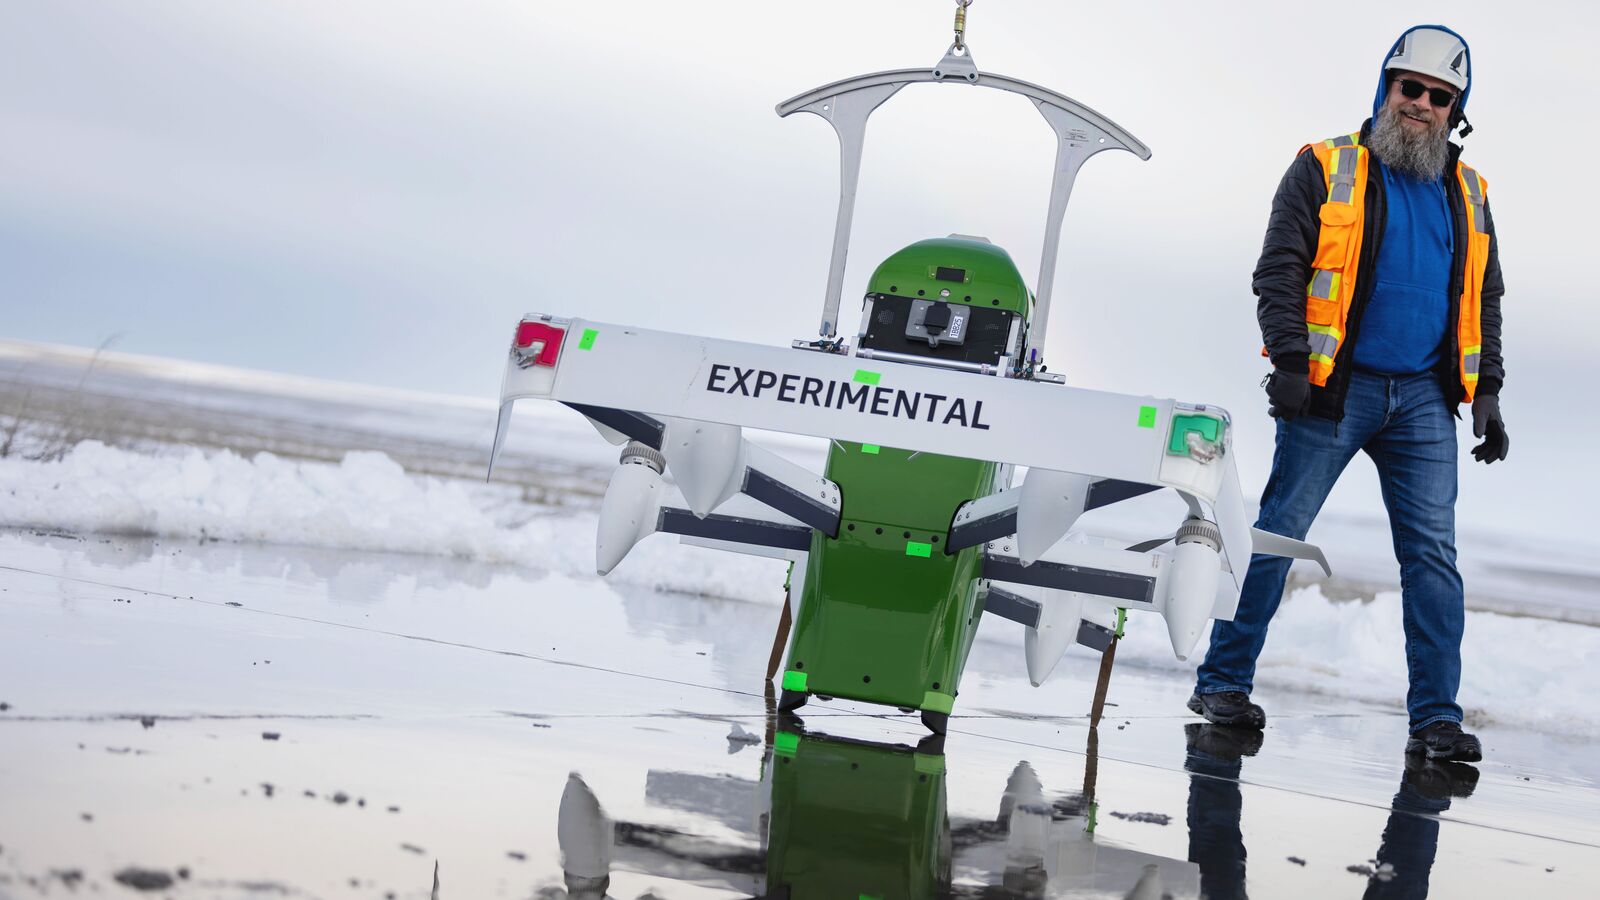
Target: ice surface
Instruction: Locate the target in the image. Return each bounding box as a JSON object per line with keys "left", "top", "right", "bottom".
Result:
{"left": 3, "top": 440, "right": 1597, "bottom": 737}
{"left": 3, "top": 528, "right": 1596, "bottom": 898}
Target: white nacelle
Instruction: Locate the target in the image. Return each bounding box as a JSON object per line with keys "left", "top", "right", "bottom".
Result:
{"left": 1161, "top": 538, "right": 1222, "bottom": 661}
{"left": 1006, "top": 799, "right": 1051, "bottom": 871}
{"left": 557, "top": 773, "right": 612, "bottom": 881}
{"left": 999, "top": 761, "right": 1044, "bottom": 822}
{"left": 596, "top": 460, "right": 664, "bottom": 575}
{"left": 1022, "top": 585, "right": 1087, "bottom": 687}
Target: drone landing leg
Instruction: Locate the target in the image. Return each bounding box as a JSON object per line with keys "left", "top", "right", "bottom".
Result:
{"left": 1089, "top": 636, "right": 1118, "bottom": 729}
{"left": 765, "top": 594, "right": 793, "bottom": 682}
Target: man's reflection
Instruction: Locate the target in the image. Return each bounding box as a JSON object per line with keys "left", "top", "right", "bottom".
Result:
{"left": 1184, "top": 723, "right": 1261, "bottom": 900}
{"left": 1183, "top": 722, "right": 1480, "bottom": 900}
{"left": 1363, "top": 756, "right": 1478, "bottom": 899}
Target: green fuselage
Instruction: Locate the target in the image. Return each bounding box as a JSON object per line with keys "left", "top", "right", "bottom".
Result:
{"left": 766, "top": 730, "right": 948, "bottom": 898}
{"left": 782, "top": 237, "right": 1031, "bottom": 717}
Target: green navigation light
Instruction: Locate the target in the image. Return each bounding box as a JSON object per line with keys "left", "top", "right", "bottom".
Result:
{"left": 1168, "top": 413, "right": 1223, "bottom": 454}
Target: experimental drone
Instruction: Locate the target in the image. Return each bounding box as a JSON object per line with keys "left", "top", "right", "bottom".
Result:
{"left": 490, "top": 6, "right": 1328, "bottom": 733}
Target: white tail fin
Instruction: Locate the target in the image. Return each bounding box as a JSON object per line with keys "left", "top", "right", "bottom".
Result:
{"left": 1016, "top": 469, "right": 1091, "bottom": 566}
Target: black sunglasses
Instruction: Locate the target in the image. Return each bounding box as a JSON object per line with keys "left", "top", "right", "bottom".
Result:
{"left": 1396, "top": 77, "right": 1457, "bottom": 108}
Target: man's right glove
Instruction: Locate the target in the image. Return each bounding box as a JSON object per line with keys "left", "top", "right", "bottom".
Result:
{"left": 1265, "top": 369, "right": 1311, "bottom": 420}
{"left": 1471, "top": 394, "right": 1509, "bottom": 464}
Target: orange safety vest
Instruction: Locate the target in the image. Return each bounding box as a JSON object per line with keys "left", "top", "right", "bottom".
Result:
{"left": 1298, "top": 132, "right": 1489, "bottom": 402}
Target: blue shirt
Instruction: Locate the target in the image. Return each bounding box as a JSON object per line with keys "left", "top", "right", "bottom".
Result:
{"left": 1352, "top": 161, "right": 1454, "bottom": 374}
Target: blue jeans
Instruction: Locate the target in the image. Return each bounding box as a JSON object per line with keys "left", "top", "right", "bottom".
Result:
{"left": 1196, "top": 369, "right": 1464, "bottom": 732}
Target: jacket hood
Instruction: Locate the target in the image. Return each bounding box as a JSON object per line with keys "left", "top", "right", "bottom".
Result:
{"left": 1372, "top": 24, "right": 1472, "bottom": 122}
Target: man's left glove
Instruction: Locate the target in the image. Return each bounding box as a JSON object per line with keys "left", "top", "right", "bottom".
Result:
{"left": 1471, "top": 394, "right": 1509, "bottom": 464}
{"left": 1265, "top": 369, "right": 1312, "bottom": 420}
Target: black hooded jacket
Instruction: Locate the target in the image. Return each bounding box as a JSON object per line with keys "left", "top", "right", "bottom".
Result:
{"left": 1253, "top": 119, "right": 1504, "bottom": 421}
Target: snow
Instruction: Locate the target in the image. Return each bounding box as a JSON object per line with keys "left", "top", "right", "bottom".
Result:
{"left": 0, "top": 441, "right": 789, "bottom": 604}
{"left": 1111, "top": 582, "right": 1600, "bottom": 737}
{"left": 4, "top": 440, "right": 1598, "bottom": 735}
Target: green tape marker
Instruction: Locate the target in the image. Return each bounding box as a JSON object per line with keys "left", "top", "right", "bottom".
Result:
{"left": 913, "top": 753, "right": 945, "bottom": 776}
{"left": 853, "top": 369, "right": 881, "bottom": 385}
{"left": 781, "top": 670, "right": 808, "bottom": 692}
{"left": 921, "top": 691, "right": 954, "bottom": 714}
{"left": 905, "top": 541, "right": 932, "bottom": 558}
{"left": 1137, "top": 405, "right": 1158, "bottom": 428}
{"left": 861, "top": 444, "right": 880, "bottom": 455}
{"left": 775, "top": 731, "right": 799, "bottom": 756}
{"left": 578, "top": 328, "right": 598, "bottom": 350}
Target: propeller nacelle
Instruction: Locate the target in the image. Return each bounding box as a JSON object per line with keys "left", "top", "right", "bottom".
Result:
{"left": 1021, "top": 585, "right": 1087, "bottom": 686}
{"left": 596, "top": 443, "right": 666, "bottom": 575}
{"left": 1159, "top": 518, "right": 1222, "bottom": 660}
{"left": 557, "top": 772, "right": 612, "bottom": 899}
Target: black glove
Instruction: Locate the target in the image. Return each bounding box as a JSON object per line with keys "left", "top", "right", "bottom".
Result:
{"left": 1471, "top": 394, "right": 1509, "bottom": 464}
{"left": 1265, "top": 369, "right": 1311, "bottom": 420}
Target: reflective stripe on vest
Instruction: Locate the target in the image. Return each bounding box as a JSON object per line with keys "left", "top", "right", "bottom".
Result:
{"left": 1455, "top": 163, "right": 1490, "bottom": 398}
{"left": 1296, "top": 132, "right": 1489, "bottom": 402}
{"left": 1300, "top": 132, "right": 1367, "bottom": 386}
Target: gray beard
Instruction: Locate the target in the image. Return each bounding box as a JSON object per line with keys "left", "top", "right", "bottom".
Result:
{"left": 1366, "top": 105, "right": 1451, "bottom": 181}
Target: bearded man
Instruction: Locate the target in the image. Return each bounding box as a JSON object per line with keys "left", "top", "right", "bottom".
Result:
{"left": 1187, "top": 25, "right": 1508, "bottom": 762}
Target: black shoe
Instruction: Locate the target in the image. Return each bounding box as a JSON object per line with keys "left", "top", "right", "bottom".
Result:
{"left": 1404, "top": 721, "right": 1483, "bottom": 762}
{"left": 1403, "top": 755, "right": 1480, "bottom": 799}
{"left": 1185, "top": 722, "right": 1264, "bottom": 761}
{"left": 1186, "top": 691, "right": 1265, "bottom": 728}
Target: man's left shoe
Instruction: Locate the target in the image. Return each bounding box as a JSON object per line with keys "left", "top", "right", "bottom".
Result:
{"left": 1405, "top": 721, "right": 1483, "bottom": 762}
{"left": 1186, "top": 691, "right": 1266, "bottom": 728}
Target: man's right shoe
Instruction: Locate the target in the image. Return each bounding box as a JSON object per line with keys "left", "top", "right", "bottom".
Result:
{"left": 1185, "top": 722, "right": 1264, "bottom": 761}
{"left": 1186, "top": 691, "right": 1266, "bottom": 729}
{"left": 1403, "top": 755, "right": 1480, "bottom": 799}
{"left": 1405, "top": 721, "right": 1483, "bottom": 762}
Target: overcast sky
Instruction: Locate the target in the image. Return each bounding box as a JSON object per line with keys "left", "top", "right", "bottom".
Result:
{"left": 2, "top": 1, "right": 1595, "bottom": 542}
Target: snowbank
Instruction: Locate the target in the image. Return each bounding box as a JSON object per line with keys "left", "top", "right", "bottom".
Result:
{"left": 0, "top": 441, "right": 787, "bottom": 601}
{"left": 1108, "top": 582, "right": 1600, "bottom": 736}
{"left": 3, "top": 442, "right": 1596, "bottom": 735}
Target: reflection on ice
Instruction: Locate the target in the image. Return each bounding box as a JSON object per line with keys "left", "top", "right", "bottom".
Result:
{"left": 559, "top": 773, "right": 614, "bottom": 900}
{"left": 2, "top": 529, "right": 1596, "bottom": 899}
{"left": 557, "top": 714, "right": 1203, "bottom": 898}
{"left": 1183, "top": 722, "right": 1480, "bottom": 899}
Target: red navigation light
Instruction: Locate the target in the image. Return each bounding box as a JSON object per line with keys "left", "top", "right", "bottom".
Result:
{"left": 514, "top": 321, "right": 565, "bottom": 367}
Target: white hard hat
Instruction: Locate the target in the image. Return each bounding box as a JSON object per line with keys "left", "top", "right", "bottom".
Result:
{"left": 1384, "top": 26, "right": 1469, "bottom": 92}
